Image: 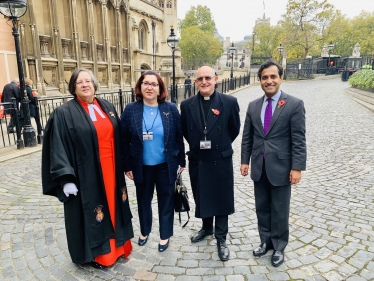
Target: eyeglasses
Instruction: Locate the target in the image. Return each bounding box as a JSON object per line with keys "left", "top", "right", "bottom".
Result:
{"left": 196, "top": 76, "right": 215, "bottom": 82}
{"left": 76, "top": 80, "right": 92, "bottom": 86}
{"left": 142, "top": 81, "right": 159, "bottom": 88}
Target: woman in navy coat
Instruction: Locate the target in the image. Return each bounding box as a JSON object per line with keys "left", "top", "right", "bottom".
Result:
{"left": 120, "top": 70, "right": 185, "bottom": 252}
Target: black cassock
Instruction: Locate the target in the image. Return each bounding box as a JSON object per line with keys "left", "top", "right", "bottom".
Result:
{"left": 42, "top": 98, "right": 133, "bottom": 264}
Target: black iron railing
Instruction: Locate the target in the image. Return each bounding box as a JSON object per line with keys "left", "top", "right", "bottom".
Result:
{"left": 1, "top": 74, "right": 249, "bottom": 148}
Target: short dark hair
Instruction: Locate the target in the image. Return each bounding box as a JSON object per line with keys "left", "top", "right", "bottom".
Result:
{"left": 258, "top": 59, "right": 283, "bottom": 80}
{"left": 135, "top": 70, "right": 167, "bottom": 103}
{"left": 68, "top": 68, "right": 99, "bottom": 96}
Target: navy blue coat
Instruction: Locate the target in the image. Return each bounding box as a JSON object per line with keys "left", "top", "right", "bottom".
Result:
{"left": 120, "top": 101, "right": 185, "bottom": 184}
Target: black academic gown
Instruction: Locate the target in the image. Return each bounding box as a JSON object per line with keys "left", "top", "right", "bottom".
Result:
{"left": 41, "top": 98, "right": 133, "bottom": 264}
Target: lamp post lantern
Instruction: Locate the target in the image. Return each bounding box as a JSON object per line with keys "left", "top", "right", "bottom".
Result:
{"left": 0, "top": 0, "right": 36, "bottom": 148}
{"left": 167, "top": 26, "right": 179, "bottom": 104}
{"left": 327, "top": 41, "right": 335, "bottom": 74}
{"left": 278, "top": 44, "right": 284, "bottom": 64}
{"left": 151, "top": 20, "right": 156, "bottom": 70}
{"left": 229, "top": 42, "right": 236, "bottom": 90}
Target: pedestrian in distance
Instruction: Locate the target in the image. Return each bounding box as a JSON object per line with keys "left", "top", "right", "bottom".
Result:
{"left": 120, "top": 70, "right": 185, "bottom": 252}
{"left": 42, "top": 68, "right": 134, "bottom": 269}
{"left": 1, "top": 78, "right": 21, "bottom": 133}
{"left": 240, "top": 59, "right": 307, "bottom": 267}
{"left": 19, "top": 77, "right": 37, "bottom": 129}
{"left": 184, "top": 75, "right": 192, "bottom": 99}
{"left": 180, "top": 66, "right": 241, "bottom": 261}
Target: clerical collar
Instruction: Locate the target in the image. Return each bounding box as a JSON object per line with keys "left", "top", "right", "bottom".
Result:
{"left": 200, "top": 91, "right": 215, "bottom": 101}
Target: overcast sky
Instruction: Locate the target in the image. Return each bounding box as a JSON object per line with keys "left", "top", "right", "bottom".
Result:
{"left": 177, "top": 0, "right": 374, "bottom": 42}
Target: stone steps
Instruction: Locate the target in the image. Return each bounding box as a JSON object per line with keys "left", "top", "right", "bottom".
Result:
{"left": 346, "top": 88, "right": 374, "bottom": 112}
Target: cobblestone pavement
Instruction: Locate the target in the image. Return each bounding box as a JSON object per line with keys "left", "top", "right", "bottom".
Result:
{"left": 1, "top": 77, "right": 374, "bottom": 281}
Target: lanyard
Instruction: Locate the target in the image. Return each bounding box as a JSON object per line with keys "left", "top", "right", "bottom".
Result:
{"left": 143, "top": 107, "right": 159, "bottom": 133}
{"left": 199, "top": 97, "right": 212, "bottom": 141}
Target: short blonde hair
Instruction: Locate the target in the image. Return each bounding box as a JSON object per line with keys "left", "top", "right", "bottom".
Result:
{"left": 25, "top": 78, "right": 33, "bottom": 86}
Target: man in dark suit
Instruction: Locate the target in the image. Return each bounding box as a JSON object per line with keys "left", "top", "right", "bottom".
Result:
{"left": 184, "top": 75, "right": 192, "bottom": 99}
{"left": 240, "top": 60, "right": 306, "bottom": 267}
{"left": 180, "top": 66, "right": 240, "bottom": 261}
{"left": 1, "top": 78, "right": 20, "bottom": 133}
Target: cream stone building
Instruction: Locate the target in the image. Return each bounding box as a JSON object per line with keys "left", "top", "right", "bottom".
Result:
{"left": 0, "top": 0, "right": 182, "bottom": 96}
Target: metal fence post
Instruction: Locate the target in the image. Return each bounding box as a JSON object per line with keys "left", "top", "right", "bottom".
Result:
{"left": 33, "top": 97, "right": 43, "bottom": 144}
{"left": 12, "top": 97, "right": 24, "bottom": 149}
{"left": 118, "top": 88, "right": 123, "bottom": 114}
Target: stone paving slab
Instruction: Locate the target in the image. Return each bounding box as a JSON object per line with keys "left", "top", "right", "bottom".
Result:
{"left": 0, "top": 77, "right": 374, "bottom": 280}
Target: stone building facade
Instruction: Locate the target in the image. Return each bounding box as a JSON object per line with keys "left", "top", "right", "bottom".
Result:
{"left": 0, "top": 0, "right": 180, "bottom": 96}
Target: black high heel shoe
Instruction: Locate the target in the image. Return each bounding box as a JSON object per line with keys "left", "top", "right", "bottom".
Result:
{"left": 138, "top": 235, "right": 149, "bottom": 246}
{"left": 158, "top": 238, "right": 170, "bottom": 252}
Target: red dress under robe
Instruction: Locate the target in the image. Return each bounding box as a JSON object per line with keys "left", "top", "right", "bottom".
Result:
{"left": 79, "top": 98, "right": 132, "bottom": 266}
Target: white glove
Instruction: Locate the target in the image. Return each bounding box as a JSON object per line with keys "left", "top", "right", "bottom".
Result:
{"left": 63, "top": 183, "right": 78, "bottom": 197}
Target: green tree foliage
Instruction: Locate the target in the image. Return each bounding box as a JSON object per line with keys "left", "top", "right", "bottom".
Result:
{"left": 349, "top": 12, "right": 374, "bottom": 55}
{"left": 178, "top": 5, "right": 223, "bottom": 62}
{"left": 179, "top": 5, "right": 215, "bottom": 35}
{"left": 251, "top": 24, "right": 282, "bottom": 58}
{"left": 280, "top": 0, "right": 336, "bottom": 59}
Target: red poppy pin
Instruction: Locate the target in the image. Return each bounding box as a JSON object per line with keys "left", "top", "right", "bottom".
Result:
{"left": 278, "top": 100, "right": 286, "bottom": 108}
{"left": 211, "top": 109, "right": 220, "bottom": 115}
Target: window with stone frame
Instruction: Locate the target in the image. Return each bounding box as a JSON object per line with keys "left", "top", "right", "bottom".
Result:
{"left": 159, "top": 0, "right": 164, "bottom": 8}
{"left": 138, "top": 21, "right": 148, "bottom": 51}
{"left": 166, "top": 0, "right": 172, "bottom": 8}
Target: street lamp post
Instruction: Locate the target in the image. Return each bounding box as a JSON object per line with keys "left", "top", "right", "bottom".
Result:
{"left": 167, "top": 26, "right": 179, "bottom": 104}
{"left": 327, "top": 41, "right": 334, "bottom": 75}
{"left": 151, "top": 20, "right": 156, "bottom": 70}
{"left": 278, "top": 44, "right": 284, "bottom": 64}
{"left": 229, "top": 42, "right": 236, "bottom": 90}
{"left": 251, "top": 31, "right": 255, "bottom": 83}
{"left": 0, "top": 0, "right": 36, "bottom": 148}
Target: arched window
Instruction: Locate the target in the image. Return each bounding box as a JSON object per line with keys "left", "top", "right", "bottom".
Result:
{"left": 159, "top": 0, "right": 164, "bottom": 8}
{"left": 166, "top": 0, "right": 172, "bottom": 8}
{"left": 138, "top": 21, "right": 148, "bottom": 50}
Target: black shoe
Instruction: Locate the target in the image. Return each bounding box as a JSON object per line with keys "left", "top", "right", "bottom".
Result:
{"left": 217, "top": 239, "right": 230, "bottom": 261}
{"left": 158, "top": 239, "right": 170, "bottom": 252}
{"left": 7, "top": 129, "right": 14, "bottom": 134}
{"left": 190, "top": 229, "right": 214, "bottom": 243}
{"left": 253, "top": 243, "right": 274, "bottom": 257}
{"left": 90, "top": 261, "right": 106, "bottom": 269}
{"left": 138, "top": 235, "right": 148, "bottom": 246}
{"left": 271, "top": 250, "right": 285, "bottom": 267}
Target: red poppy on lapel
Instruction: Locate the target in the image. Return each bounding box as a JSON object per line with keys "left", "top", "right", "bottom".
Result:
{"left": 211, "top": 108, "right": 220, "bottom": 115}
{"left": 278, "top": 100, "right": 286, "bottom": 108}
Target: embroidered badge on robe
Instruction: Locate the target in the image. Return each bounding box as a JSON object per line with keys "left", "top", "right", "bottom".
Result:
{"left": 95, "top": 205, "right": 104, "bottom": 222}
{"left": 88, "top": 104, "right": 106, "bottom": 121}
{"left": 109, "top": 111, "right": 115, "bottom": 117}
{"left": 122, "top": 187, "right": 127, "bottom": 202}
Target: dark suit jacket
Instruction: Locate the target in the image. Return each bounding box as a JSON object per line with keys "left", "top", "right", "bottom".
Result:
{"left": 1, "top": 82, "right": 20, "bottom": 110}
{"left": 180, "top": 91, "right": 240, "bottom": 218}
{"left": 120, "top": 101, "right": 185, "bottom": 185}
{"left": 184, "top": 78, "right": 192, "bottom": 89}
{"left": 241, "top": 91, "right": 306, "bottom": 186}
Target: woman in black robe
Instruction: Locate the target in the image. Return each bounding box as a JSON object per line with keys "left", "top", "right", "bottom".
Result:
{"left": 42, "top": 68, "right": 133, "bottom": 268}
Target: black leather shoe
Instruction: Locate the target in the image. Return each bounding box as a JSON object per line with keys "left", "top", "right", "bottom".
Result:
{"left": 271, "top": 250, "right": 285, "bottom": 267}
{"left": 217, "top": 239, "right": 230, "bottom": 261}
{"left": 158, "top": 239, "right": 170, "bottom": 252}
{"left": 253, "top": 243, "right": 274, "bottom": 257}
{"left": 90, "top": 261, "right": 106, "bottom": 269}
{"left": 138, "top": 235, "right": 148, "bottom": 246}
{"left": 190, "top": 229, "right": 214, "bottom": 243}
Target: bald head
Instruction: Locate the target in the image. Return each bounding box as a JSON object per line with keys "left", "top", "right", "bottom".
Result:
{"left": 197, "top": 66, "right": 215, "bottom": 77}
{"left": 194, "top": 66, "right": 218, "bottom": 97}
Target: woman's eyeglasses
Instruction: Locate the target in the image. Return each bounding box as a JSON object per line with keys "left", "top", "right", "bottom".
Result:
{"left": 142, "top": 81, "right": 159, "bottom": 88}
{"left": 196, "top": 76, "right": 215, "bottom": 82}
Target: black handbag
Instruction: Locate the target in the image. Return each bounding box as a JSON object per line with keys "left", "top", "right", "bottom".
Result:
{"left": 174, "top": 172, "right": 190, "bottom": 227}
